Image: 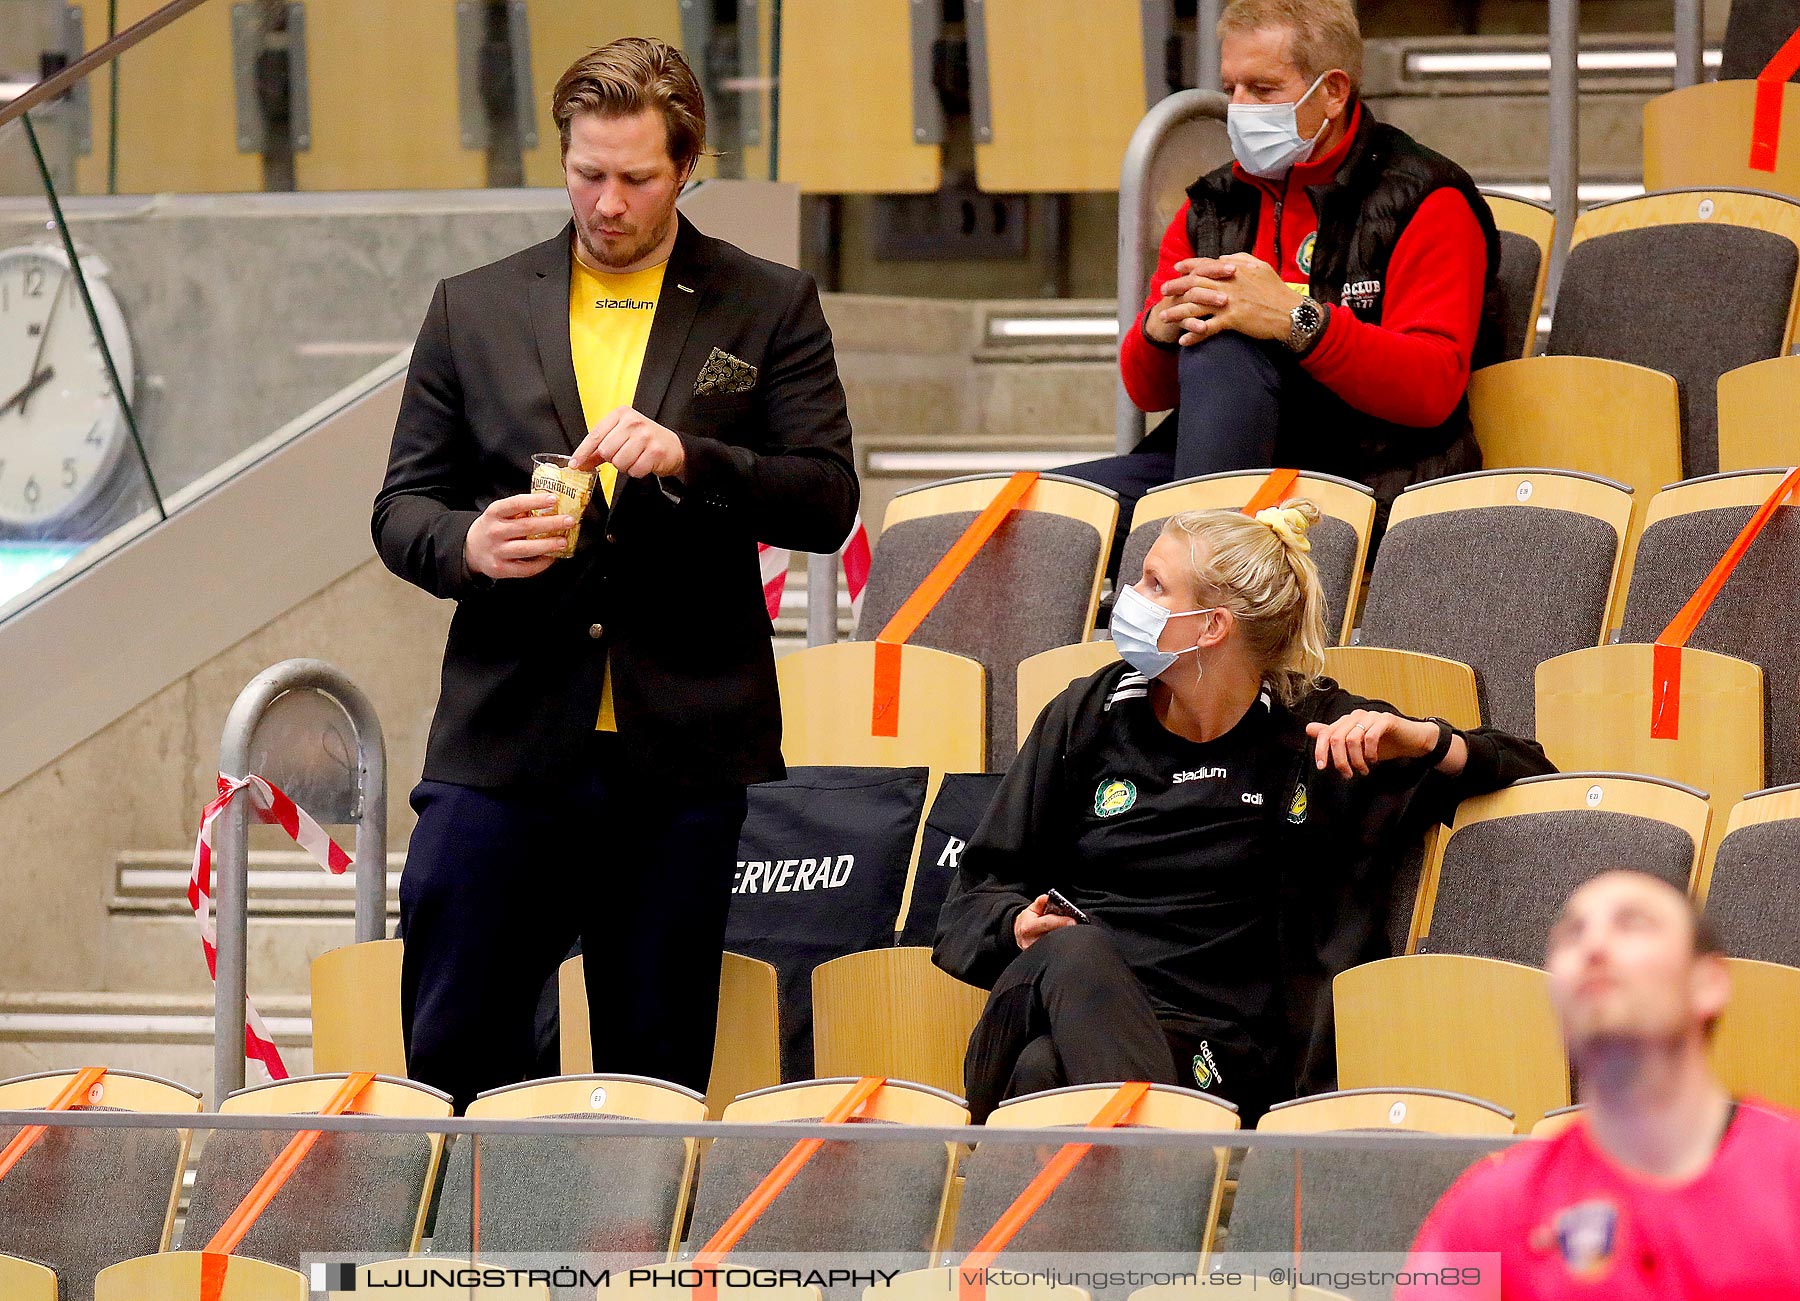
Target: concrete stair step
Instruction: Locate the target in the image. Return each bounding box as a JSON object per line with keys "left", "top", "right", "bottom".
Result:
{"left": 114, "top": 850, "right": 404, "bottom": 919}
{"left": 0, "top": 991, "right": 313, "bottom": 1099}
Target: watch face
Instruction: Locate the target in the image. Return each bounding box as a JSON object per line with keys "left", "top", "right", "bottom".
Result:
{"left": 0, "top": 247, "right": 134, "bottom": 527}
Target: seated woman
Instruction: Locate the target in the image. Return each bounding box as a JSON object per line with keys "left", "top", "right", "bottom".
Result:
{"left": 933, "top": 501, "right": 1552, "bottom": 1123}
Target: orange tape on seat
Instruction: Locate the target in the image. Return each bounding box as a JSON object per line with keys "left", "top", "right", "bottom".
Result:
{"left": 689, "top": 1077, "right": 886, "bottom": 1301}
{"left": 1752, "top": 27, "right": 1800, "bottom": 172}
{"left": 1651, "top": 466, "right": 1800, "bottom": 738}
{"left": 200, "top": 1071, "right": 376, "bottom": 1301}
{"left": 1241, "top": 468, "right": 1300, "bottom": 516}
{"left": 871, "top": 472, "right": 1040, "bottom": 737}
{"left": 0, "top": 1066, "right": 107, "bottom": 1183}
{"left": 957, "top": 1081, "right": 1150, "bottom": 1301}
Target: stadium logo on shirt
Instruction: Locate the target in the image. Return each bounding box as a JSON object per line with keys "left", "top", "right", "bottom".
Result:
{"left": 1094, "top": 779, "right": 1138, "bottom": 817}
{"left": 1547, "top": 1200, "right": 1618, "bottom": 1278}
{"left": 594, "top": 297, "right": 656, "bottom": 311}
{"left": 1172, "top": 767, "right": 1227, "bottom": 783}
{"left": 1286, "top": 783, "right": 1309, "bottom": 824}
{"left": 1295, "top": 231, "right": 1316, "bottom": 276}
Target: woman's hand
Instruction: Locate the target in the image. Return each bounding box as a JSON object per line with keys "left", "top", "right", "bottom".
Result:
{"left": 1014, "top": 894, "right": 1078, "bottom": 950}
{"left": 1305, "top": 710, "right": 1460, "bottom": 777}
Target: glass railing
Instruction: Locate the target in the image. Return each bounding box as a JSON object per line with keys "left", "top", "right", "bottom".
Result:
{"left": 0, "top": 0, "right": 777, "bottom": 613}
{"left": 0, "top": 1097, "right": 1512, "bottom": 1300}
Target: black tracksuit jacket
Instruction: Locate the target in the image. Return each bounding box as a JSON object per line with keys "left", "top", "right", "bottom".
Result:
{"left": 933, "top": 661, "right": 1555, "bottom": 1097}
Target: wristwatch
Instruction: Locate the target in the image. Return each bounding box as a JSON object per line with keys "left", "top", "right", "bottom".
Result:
{"left": 1425, "top": 717, "right": 1456, "bottom": 767}
{"left": 1286, "top": 298, "right": 1328, "bottom": 354}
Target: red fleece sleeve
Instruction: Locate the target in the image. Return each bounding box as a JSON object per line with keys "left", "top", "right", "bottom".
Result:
{"left": 1298, "top": 188, "right": 1488, "bottom": 427}
{"left": 1119, "top": 203, "right": 1194, "bottom": 414}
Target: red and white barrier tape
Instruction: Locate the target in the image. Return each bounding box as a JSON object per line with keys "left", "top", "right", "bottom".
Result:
{"left": 758, "top": 515, "right": 871, "bottom": 626}
{"left": 189, "top": 774, "right": 351, "bottom": 1081}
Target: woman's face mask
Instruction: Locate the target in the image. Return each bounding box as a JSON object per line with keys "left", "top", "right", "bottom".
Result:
{"left": 1109, "top": 583, "right": 1217, "bottom": 680}
{"left": 1227, "top": 71, "right": 1331, "bottom": 179}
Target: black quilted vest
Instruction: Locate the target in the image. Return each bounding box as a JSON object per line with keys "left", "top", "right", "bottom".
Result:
{"left": 1185, "top": 106, "right": 1504, "bottom": 511}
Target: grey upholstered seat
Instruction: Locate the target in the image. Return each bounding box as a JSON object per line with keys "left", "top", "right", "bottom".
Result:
{"left": 949, "top": 1122, "right": 1221, "bottom": 1269}
{"left": 1704, "top": 803, "right": 1800, "bottom": 965}
{"left": 433, "top": 1116, "right": 689, "bottom": 1263}
{"left": 684, "top": 1115, "right": 952, "bottom": 1276}
{"left": 1219, "top": 1135, "right": 1514, "bottom": 1300}
{"left": 1492, "top": 229, "right": 1544, "bottom": 362}
{"left": 181, "top": 1124, "right": 436, "bottom": 1269}
{"left": 1423, "top": 802, "right": 1697, "bottom": 966}
{"left": 855, "top": 480, "right": 1111, "bottom": 770}
{"left": 0, "top": 1108, "right": 185, "bottom": 1301}
{"left": 1616, "top": 492, "right": 1800, "bottom": 786}
{"left": 1120, "top": 506, "right": 1362, "bottom": 648}
{"left": 1548, "top": 217, "right": 1798, "bottom": 476}
{"left": 1355, "top": 477, "right": 1622, "bottom": 735}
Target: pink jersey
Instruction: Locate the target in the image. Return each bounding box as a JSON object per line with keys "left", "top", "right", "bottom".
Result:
{"left": 1399, "top": 1100, "right": 1800, "bottom": 1300}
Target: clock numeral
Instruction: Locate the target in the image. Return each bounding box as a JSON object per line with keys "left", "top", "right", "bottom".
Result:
{"left": 22, "top": 476, "right": 40, "bottom": 508}
{"left": 23, "top": 266, "right": 44, "bottom": 299}
{"left": 85, "top": 425, "right": 104, "bottom": 448}
{"left": 61, "top": 458, "right": 78, "bottom": 490}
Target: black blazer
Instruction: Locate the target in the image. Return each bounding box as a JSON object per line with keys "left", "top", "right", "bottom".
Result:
{"left": 373, "top": 214, "right": 858, "bottom": 790}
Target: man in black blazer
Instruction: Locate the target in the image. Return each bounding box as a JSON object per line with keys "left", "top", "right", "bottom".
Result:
{"left": 372, "top": 37, "right": 857, "bottom": 1111}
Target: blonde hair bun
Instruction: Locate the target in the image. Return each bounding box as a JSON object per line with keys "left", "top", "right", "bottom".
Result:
{"left": 1254, "top": 500, "right": 1322, "bottom": 553}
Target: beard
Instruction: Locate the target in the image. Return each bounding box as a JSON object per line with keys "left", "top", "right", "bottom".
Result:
{"left": 575, "top": 205, "right": 676, "bottom": 271}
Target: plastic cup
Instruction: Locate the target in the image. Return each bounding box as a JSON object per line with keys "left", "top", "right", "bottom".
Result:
{"left": 529, "top": 453, "right": 596, "bottom": 559}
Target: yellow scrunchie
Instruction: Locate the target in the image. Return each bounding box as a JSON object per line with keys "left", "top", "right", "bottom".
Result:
{"left": 1255, "top": 506, "right": 1313, "bottom": 553}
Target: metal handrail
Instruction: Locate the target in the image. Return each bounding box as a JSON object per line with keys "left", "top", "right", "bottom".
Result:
{"left": 1115, "top": 89, "right": 1230, "bottom": 453}
{"left": 0, "top": 1106, "right": 1520, "bottom": 1151}
{"left": 0, "top": 0, "right": 213, "bottom": 132}
{"left": 1674, "top": 0, "right": 1705, "bottom": 90}
{"left": 213, "top": 659, "right": 387, "bottom": 1106}
{"left": 1546, "top": 0, "right": 1580, "bottom": 315}
{"left": 1195, "top": 0, "right": 1223, "bottom": 93}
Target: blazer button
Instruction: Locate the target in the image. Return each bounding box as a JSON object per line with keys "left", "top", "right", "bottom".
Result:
{"left": 588, "top": 623, "right": 604, "bottom": 640}
{"left": 605, "top": 533, "right": 619, "bottom": 546}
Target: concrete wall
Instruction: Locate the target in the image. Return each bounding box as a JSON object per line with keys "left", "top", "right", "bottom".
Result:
{"left": 0, "top": 554, "right": 447, "bottom": 995}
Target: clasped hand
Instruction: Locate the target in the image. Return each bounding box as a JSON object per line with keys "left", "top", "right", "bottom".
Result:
{"left": 1147, "top": 253, "right": 1306, "bottom": 347}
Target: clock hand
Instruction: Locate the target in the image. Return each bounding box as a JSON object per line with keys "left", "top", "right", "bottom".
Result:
{"left": 0, "top": 365, "right": 55, "bottom": 421}
{"left": 17, "top": 271, "right": 67, "bottom": 419}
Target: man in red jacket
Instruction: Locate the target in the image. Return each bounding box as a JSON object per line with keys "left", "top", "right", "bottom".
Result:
{"left": 1067, "top": 0, "right": 1501, "bottom": 537}
{"left": 1399, "top": 870, "right": 1800, "bottom": 1299}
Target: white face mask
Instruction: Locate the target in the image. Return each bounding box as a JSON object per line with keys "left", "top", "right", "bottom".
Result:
{"left": 1109, "top": 584, "right": 1217, "bottom": 681}
{"left": 1227, "top": 72, "right": 1331, "bottom": 179}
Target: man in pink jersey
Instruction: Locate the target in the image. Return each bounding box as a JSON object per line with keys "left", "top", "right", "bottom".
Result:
{"left": 1399, "top": 870, "right": 1800, "bottom": 1299}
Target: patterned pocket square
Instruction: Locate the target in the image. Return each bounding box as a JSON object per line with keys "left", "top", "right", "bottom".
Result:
{"left": 694, "top": 347, "right": 759, "bottom": 397}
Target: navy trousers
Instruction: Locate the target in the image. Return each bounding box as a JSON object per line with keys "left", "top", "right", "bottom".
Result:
{"left": 398, "top": 758, "right": 748, "bottom": 1112}
{"left": 1061, "top": 332, "right": 1293, "bottom": 575}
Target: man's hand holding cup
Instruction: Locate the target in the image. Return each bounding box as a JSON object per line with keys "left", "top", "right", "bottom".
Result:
{"left": 464, "top": 492, "right": 576, "bottom": 580}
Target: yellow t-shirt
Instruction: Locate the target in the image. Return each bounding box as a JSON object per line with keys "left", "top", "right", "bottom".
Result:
{"left": 569, "top": 256, "right": 667, "bottom": 731}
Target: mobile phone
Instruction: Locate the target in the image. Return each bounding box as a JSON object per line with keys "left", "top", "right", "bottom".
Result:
{"left": 1043, "top": 889, "right": 1091, "bottom": 924}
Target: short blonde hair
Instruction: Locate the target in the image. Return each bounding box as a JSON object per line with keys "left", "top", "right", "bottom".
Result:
{"left": 1161, "top": 500, "right": 1328, "bottom": 706}
{"left": 552, "top": 37, "right": 707, "bottom": 173}
{"left": 1219, "top": 0, "right": 1363, "bottom": 91}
